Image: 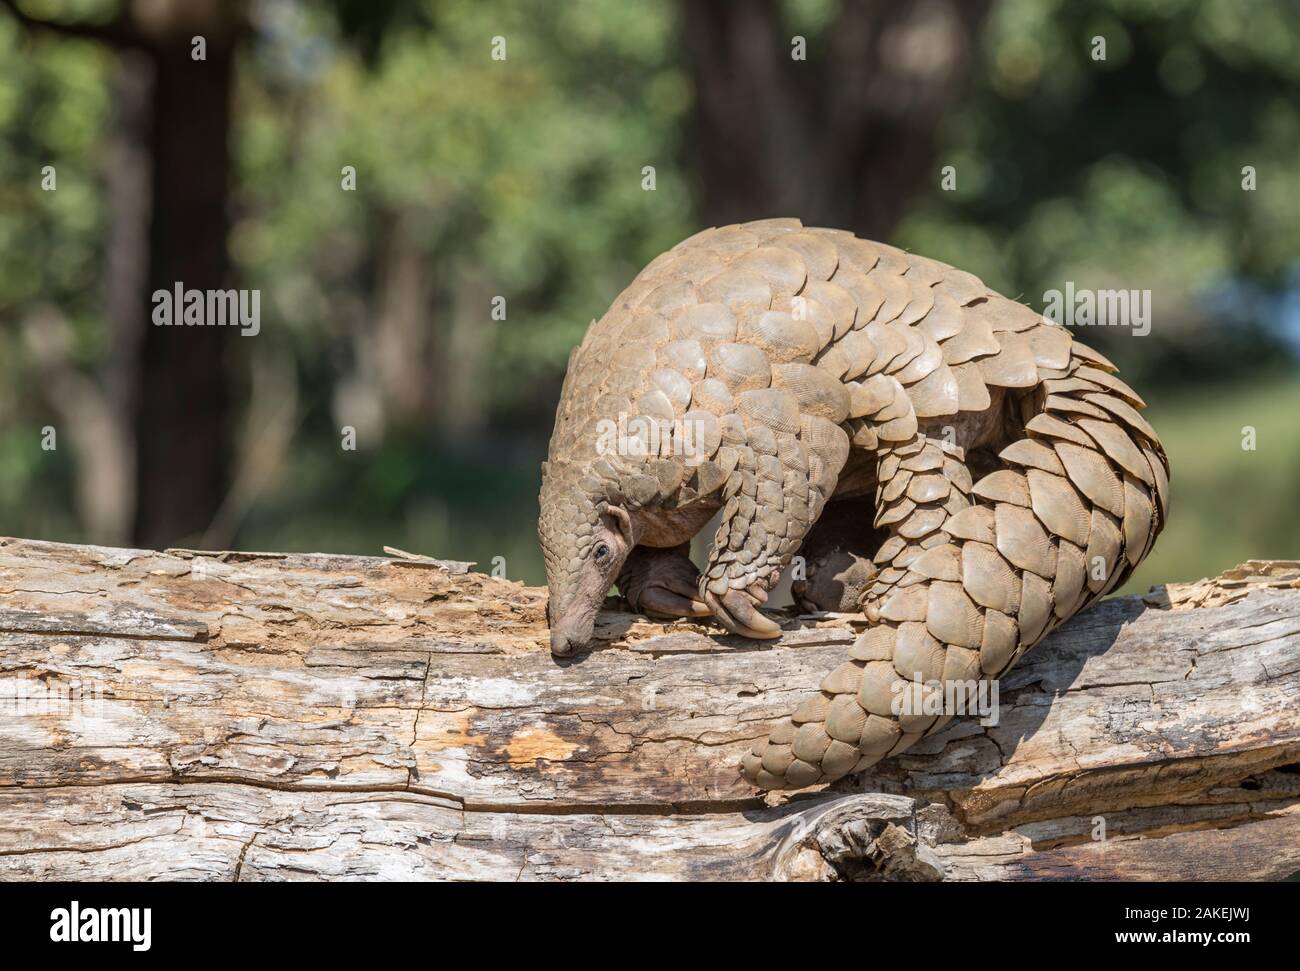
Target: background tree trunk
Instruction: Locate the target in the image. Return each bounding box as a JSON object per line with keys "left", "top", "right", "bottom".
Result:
{"left": 0, "top": 0, "right": 248, "bottom": 549}
{"left": 131, "top": 5, "right": 243, "bottom": 548}
{"left": 682, "top": 0, "right": 989, "bottom": 239}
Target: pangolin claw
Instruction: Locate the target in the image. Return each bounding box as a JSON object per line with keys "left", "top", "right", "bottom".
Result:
{"left": 704, "top": 587, "right": 782, "bottom": 640}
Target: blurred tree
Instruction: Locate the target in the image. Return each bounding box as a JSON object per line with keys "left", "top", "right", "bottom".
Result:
{"left": 0, "top": 18, "right": 114, "bottom": 541}
{"left": 0, "top": 0, "right": 430, "bottom": 548}
{"left": 1, "top": 0, "right": 245, "bottom": 547}
{"left": 228, "top": 0, "right": 693, "bottom": 561}
{"left": 681, "top": 0, "right": 990, "bottom": 239}
{"left": 890, "top": 0, "right": 1300, "bottom": 387}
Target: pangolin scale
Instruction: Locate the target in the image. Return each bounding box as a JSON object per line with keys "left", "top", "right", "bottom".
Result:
{"left": 539, "top": 218, "right": 1169, "bottom": 791}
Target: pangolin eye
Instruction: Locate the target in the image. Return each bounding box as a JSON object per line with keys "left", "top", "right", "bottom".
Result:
{"left": 594, "top": 543, "right": 610, "bottom": 563}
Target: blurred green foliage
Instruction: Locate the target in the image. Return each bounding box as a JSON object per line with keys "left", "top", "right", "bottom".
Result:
{"left": 238, "top": 0, "right": 692, "bottom": 381}
{"left": 0, "top": 0, "right": 1296, "bottom": 590}
{"left": 0, "top": 14, "right": 110, "bottom": 542}
{"left": 895, "top": 0, "right": 1300, "bottom": 388}
{"left": 1126, "top": 376, "right": 1300, "bottom": 594}
{"left": 228, "top": 0, "right": 693, "bottom": 576}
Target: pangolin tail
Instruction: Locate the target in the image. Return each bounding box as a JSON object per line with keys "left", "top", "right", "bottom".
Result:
{"left": 740, "top": 343, "right": 1169, "bottom": 790}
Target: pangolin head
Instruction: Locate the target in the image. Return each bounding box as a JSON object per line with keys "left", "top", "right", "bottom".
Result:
{"left": 538, "top": 457, "right": 638, "bottom": 658}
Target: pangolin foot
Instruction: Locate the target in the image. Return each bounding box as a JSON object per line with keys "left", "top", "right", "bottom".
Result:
{"left": 619, "top": 546, "right": 711, "bottom": 619}
{"left": 636, "top": 576, "right": 711, "bottom": 619}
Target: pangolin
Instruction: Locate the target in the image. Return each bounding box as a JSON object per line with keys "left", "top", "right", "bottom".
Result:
{"left": 538, "top": 218, "right": 1169, "bottom": 791}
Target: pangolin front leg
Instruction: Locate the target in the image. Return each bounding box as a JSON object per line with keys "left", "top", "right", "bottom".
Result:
{"left": 617, "top": 543, "right": 710, "bottom": 619}
{"left": 699, "top": 405, "right": 850, "bottom": 638}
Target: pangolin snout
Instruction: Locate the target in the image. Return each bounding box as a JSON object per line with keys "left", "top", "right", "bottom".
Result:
{"left": 547, "top": 597, "right": 595, "bottom": 657}
{"left": 549, "top": 616, "right": 596, "bottom": 657}
{"left": 550, "top": 629, "right": 577, "bottom": 657}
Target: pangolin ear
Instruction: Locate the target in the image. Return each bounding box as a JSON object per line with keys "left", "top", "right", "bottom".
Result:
{"left": 605, "top": 505, "right": 635, "bottom": 549}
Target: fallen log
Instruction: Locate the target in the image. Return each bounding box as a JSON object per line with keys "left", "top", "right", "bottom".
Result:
{"left": 1, "top": 537, "right": 1297, "bottom": 881}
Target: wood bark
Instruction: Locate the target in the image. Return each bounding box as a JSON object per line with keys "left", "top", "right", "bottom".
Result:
{"left": 1, "top": 537, "right": 1297, "bottom": 881}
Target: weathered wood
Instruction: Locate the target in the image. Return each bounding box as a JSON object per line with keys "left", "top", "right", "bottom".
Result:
{"left": 1, "top": 537, "right": 1297, "bottom": 881}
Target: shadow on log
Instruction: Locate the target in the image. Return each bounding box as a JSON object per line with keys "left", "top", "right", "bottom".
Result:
{"left": 1, "top": 538, "right": 1298, "bottom": 881}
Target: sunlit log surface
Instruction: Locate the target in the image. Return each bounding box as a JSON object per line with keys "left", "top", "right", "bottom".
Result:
{"left": 1, "top": 538, "right": 1297, "bottom": 881}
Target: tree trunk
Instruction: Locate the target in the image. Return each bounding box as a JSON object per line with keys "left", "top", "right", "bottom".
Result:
{"left": 1, "top": 537, "right": 1297, "bottom": 881}
{"left": 0, "top": 0, "right": 246, "bottom": 549}
{"left": 131, "top": 9, "right": 243, "bottom": 549}
{"left": 681, "top": 0, "right": 989, "bottom": 240}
